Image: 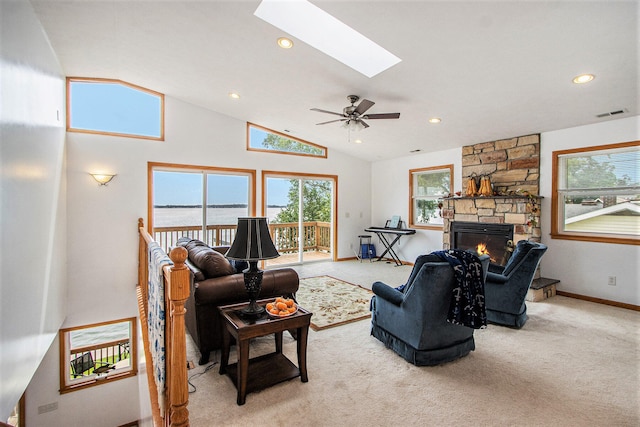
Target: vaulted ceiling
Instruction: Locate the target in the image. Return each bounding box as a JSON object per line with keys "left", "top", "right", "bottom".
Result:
{"left": 31, "top": 0, "right": 638, "bottom": 161}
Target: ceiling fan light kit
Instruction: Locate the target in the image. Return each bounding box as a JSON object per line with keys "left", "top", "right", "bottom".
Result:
{"left": 311, "top": 95, "right": 400, "bottom": 131}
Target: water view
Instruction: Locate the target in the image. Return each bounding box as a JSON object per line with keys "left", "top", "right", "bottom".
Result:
{"left": 71, "top": 322, "right": 130, "bottom": 347}
{"left": 153, "top": 206, "right": 284, "bottom": 227}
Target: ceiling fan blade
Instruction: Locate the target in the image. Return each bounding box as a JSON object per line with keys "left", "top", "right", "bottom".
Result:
{"left": 360, "top": 120, "right": 370, "bottom": 129}
{"left": 354, "top": 99, "right": 375, "bottom": 115}
{"left": 310, "top": 108, "right": 344, "bottom": 117}
{"left": 316, "top": 118, "right": 347, "bottom": 125}
{"left": 363, "top": 112, "right": 400, "bottom": 119}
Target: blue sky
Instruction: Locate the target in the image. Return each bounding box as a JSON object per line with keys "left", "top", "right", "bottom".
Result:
{"left": 70, "top": 80, "right": 162, "bottom": 138}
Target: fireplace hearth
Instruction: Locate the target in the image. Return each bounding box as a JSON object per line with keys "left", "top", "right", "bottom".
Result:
{"left": 451, "top": 221, "right": 514, "bottom": 266}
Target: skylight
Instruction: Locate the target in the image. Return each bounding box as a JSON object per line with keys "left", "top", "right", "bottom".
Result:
{"left": 254, "top": 0, "right": 401, "bottom": 78}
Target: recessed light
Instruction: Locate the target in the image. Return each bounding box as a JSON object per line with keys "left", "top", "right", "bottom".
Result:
{"left": 229, "top": 92, "right": 240, "bottom": 99}
{"left": 428, "top": 117, "right": 441, "bottom": 124}
{"left": 277, "top": 37, "right": 294, "bottom": 49}
{"left": 354, "top": 139, "right": 363, "bottom": 144}
{"left": 572, "top": 74, "right": 595, "bottom": 84}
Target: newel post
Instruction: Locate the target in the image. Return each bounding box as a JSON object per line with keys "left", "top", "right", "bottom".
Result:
{"left": 166, "top": 246, "right": 190, "bottom": 427}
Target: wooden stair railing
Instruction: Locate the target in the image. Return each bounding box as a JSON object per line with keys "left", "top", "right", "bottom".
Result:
{"left": 137, "top": 218, "right": 190, "bottom": 427}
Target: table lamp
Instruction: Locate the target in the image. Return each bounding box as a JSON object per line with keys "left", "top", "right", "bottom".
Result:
{"left": 226, "top": 217, "right": 280, "bottom": 317}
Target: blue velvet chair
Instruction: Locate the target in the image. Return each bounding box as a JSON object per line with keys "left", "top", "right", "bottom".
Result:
{"left": 370, "top": 253, "right": 489, "bottom": 366}
{"left": 484, "top": 240, "right": 547, "bottom": 328}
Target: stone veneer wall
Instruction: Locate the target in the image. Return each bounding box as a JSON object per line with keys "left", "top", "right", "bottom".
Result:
{"left": 442, "top": 134, "right": 542, "bottom": 250}
{"left": 462, "top": 134, "right": 540, "bottom": 195}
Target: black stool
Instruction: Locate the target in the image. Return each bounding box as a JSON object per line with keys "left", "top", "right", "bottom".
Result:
{"left": 358, "top": 235, "right": 373, "bottom": 263}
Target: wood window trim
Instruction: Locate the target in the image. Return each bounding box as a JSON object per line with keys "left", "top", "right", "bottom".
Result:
{"left": 67, "top": 77, "right": 165, "bottom": 141}
{"left": 147, "top": 162, "right": 257, "bottom": 233}
{"left": 59, "top": 317, "right": 137, "bottom": 394}
{"left": 550, "top": 140, "right": 639, "bottom": 246}
{"left": 247, "top": 123, "right": 328, "bottom": 159}
{"left": 409, "top": 164, "right": 453, "bottom": 230}
{"left": 261, "top": 170, "right": 338, "bottom": 262}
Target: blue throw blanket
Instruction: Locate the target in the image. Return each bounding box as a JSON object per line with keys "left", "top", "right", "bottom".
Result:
{"left": 433, "top": 250, "right": 487, "bottom": 329}
{"left": 147, "top": 242, "right": 173, "bottom": 415}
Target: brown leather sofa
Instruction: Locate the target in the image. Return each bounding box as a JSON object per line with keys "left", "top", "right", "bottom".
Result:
{"left": 176, "top": 238, "right": 299, "bottom": 364}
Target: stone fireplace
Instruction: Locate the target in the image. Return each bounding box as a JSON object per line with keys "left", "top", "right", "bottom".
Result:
{"left": 442, "top": 134, "right": 542, "bottom": 253}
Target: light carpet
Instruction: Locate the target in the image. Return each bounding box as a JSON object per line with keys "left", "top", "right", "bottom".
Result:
{"left": 185, "top": 296, "right": 639, "bottom": 427}
{"left": 295, "top": 275, "right": 374, "bottom": 331}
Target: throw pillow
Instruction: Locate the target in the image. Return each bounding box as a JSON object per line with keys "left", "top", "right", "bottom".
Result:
{"left": 189, "top": 245, "right": 235, "bottom": 278}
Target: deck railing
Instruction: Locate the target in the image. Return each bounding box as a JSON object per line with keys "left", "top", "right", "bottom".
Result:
{"left": 69, "top": 339, "right": 130, "bottom": 377}
{"left": 153, "top": 222, "right": 331, "bottom": 254}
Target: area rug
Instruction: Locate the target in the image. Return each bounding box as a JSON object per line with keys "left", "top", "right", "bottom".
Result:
{"left": 296, "top": 276, "right": 373, "bottom": 331}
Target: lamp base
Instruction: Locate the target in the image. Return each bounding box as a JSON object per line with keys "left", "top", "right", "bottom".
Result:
{"left": 240, "top": 262, "right": 265, "bottom": 318}
{"left": 240, "top": 301, "right": 265, "bottom": 318}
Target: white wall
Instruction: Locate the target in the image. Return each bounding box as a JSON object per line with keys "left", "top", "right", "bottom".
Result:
{"left": 371, "top": 147, "right": 462, "bottom": 263}
{"left": 25, "top": 95, "right": 371, "bottom": 426}
{"left": 0, "top": 0, "right": 67, "bottom": 420}
{"left": 539, "top": 116, "right": 640, "bottom": 306}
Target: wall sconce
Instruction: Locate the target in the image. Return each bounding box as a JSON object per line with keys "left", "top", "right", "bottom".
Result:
{"left": 89, "top": 173, "right": 116, "bottom": 186}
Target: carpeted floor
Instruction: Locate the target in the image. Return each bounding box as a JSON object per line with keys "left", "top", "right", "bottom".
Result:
{"left": 184, "top": 261, "right": 640, "bottom": 427}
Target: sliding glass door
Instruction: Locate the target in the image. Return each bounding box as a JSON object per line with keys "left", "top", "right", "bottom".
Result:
{"left": 264, "top": 173, "right": 335, "bottom": 266}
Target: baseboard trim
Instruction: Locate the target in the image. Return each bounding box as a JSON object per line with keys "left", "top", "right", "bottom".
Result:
{"left": 556, "top": 291, "right": 640, "bottom": 311}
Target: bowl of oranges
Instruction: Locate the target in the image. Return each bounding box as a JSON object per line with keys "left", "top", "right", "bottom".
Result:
{"left": 266, "top": 297, "right": 297, "bottom": 317}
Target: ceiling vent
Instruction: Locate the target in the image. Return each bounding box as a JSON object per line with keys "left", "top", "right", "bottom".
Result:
{"left": 596, "top": 108, "right": 627, "bottom": 118}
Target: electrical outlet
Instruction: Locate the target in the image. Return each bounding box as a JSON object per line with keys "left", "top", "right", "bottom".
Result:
{"left": 608, "top": 276, "right": 616, "bottom": 286}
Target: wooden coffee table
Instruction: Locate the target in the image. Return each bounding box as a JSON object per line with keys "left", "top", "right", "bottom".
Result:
{"left": 218, "top": 299, "right": 312, "bottom": 405}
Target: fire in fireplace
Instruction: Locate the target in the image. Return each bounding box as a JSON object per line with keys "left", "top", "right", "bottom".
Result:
{"left": 451, "top": 222, "right": 514, "bottom": 266}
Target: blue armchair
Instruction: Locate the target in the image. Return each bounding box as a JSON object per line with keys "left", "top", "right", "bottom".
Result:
{"left": 370, "top": 253, "right": 489, "bottom": 366}
{"left": 484, "top": 240, "right": 547, "bottom": 328}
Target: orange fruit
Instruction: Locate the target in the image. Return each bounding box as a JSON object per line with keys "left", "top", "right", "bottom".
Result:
{"left": 276, "top": 302, "right": 287, "bottom": 311}
{"left": 285, "top": 299, "right": 294, "bottom": 307}
{"left": 287, "top": 306, "right": 296, "bottom": 313}
{"left": 266, "top": 303, "right": 274, "bottom": 311}
{"left": 269, "top": 308, "right": 279, "bottom": 315}
{"left": 279, "top": 310, "right": 289, "bottom": 316}
{"left": 276, "top": 297, "right": 285, "bottom": 303}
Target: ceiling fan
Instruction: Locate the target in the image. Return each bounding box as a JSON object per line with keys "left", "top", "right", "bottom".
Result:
{"left": 311, "top": 95, "right": 400, "bottom": 130}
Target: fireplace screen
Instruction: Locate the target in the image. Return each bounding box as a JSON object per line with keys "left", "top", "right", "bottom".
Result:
{"left": 451, "top": 222, "right": 514, "bottom": 266}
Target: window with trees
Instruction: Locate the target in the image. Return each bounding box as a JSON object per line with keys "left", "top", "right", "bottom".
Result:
{"left": 552, "top": 141, "right": 639, "bottom": 245}
{"left": 247, "top": 123, "right": 327, "bottom": 158}
{"left": 59, "top": 318, "right": 137, "bottom": 393}
{"left": 409, "top": 165, "right": 453, "bottom": 229}
{"left": 67, "top": 77, "right": 164, "bottom": 140}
